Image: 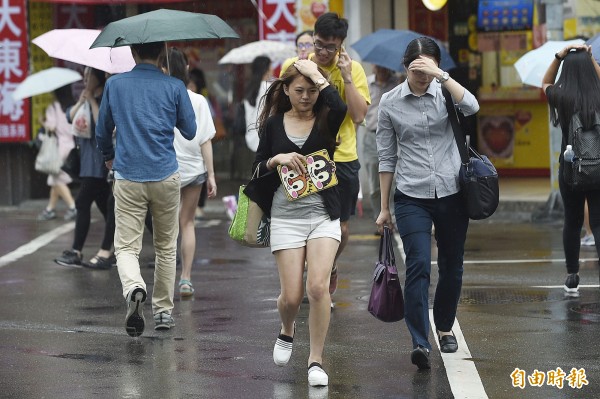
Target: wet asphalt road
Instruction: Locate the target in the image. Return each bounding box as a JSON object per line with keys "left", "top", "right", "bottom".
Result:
{"left": 0, "top": 198, "right": 599, "bottom": 399}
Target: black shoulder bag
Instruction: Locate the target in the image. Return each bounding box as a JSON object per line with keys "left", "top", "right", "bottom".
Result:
{"left": 442, "top": 88, "right": 499, "bottom": 220}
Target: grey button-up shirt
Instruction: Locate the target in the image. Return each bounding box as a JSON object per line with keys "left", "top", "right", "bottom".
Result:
{"left": 376, "top": 80, "right": 479, "bottom": 199}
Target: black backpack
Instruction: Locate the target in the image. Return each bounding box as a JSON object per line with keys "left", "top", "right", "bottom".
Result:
{"left": 563, "top": 113, "right": 600, "bottom": 190}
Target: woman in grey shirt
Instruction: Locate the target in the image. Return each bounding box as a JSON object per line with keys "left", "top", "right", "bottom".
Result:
{"left": 375, "top": 37, "right": 479, "bottom": 370}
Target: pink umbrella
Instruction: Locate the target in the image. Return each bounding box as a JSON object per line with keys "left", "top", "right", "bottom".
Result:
{"left": 32, "top": 29, "right": 136, "bottom": 74}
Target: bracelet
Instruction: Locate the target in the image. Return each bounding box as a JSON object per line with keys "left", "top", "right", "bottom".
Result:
{"left": 555, "top": 52, "right": 563, "bottom": 61}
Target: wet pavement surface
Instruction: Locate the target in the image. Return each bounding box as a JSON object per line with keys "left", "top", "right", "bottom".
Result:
{"left": 1, "top": 187, "right": 599, "bottom": 399}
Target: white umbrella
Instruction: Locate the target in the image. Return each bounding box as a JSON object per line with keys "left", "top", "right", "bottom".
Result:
{"left": 12, "top": 67, "right": 82, "bottom": 101}
{"left": 33, "top": 29, "right": 136, "bottom": 74}
{"left": 218, "top": 40, "right": 296, "bottom": 64}
{"left": 514, "top": 39, "right": 584, "bottom": 88}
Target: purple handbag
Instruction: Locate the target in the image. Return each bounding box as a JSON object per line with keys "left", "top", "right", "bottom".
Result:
{"left": 368, "top": 226, "right": 404, "bottom": 322}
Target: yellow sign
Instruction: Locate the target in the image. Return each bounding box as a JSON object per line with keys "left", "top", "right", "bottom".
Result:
{"left": 477, "top": 99, "right": 549, "bottom": 171}
{"left": 29, "top": 2, "right": 54, "bottom": 138}
{"left": 297, "top": 0, "right": 329, "bottom": 32}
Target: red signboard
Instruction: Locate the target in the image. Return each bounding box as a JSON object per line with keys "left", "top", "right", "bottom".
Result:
{"left": 258, "top": 0, "right": 297, "bottom": 42}
{"left": 0, "top": 0, "right": 29, "bottom": 142}
{"left": 54, "top": 3, "right": 95, "bottom": 29}
{"left": 34, "top": 0, "right": 196, "bottom": 3}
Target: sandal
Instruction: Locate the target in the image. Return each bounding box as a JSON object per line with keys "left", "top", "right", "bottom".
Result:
{"left": 179, "top": 279, "right": 195, "bottom": 297}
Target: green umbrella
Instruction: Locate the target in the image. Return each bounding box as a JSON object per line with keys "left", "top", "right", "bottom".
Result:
{"left": 90, "top": 9, "right": 239, "bottom": 49}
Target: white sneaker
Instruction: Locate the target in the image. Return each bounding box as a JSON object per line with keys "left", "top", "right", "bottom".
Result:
{"left": 273, "top": 324, "right": 294, "bottom": 366}
{"left": 308, "top": 362, "right": 328, "bottom": 386}
{"left": 581, "top": 235, "right": 595, "bottom": 246}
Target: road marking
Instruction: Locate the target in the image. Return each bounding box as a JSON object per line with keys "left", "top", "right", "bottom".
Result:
{"left": 460, "top": 258, "right": 598, "bottom": 265}
{"left": 0, "top": 222, "right": 75, "bottom": 268}
{"left": 533, "top": 284, "right": 600, "bottom": 289}
{"left": 393, "top": 232, "right": 488, "bottom": 398}
{"left": 430, "top": 314, "right": 489, "bottom": 399}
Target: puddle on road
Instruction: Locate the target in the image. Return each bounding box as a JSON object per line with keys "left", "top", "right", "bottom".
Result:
{"left": 571, "top": 302, "right": 600, "bottom": 322}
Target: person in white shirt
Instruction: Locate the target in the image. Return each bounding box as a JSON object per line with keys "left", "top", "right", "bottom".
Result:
{"left": 161, "top": 48, "right": 217, "bottom": 297}
{"left": 244, "top": 56, "right": 272, "bottom": 152}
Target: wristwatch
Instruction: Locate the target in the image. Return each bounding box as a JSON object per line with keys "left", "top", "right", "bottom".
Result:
{"left": 315, "top": 77, "right": 326, "bottom": 89}
{"left": 437, "top": 71, "right": 450, "bottom": 83}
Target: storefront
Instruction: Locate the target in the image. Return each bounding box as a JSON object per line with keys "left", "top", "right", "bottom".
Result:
{"left": 476, "top": 28, "right": 550, "bottom": 177}
{"left": 0, "top": 0, "right": 346, "bottom": 205}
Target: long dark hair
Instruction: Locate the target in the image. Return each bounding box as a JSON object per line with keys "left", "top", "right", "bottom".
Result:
{"left": 159, "top": 47, "right": 189, "bottom": 86}
{"left": 188, "top": 68, "right": 206, "bottom": 93}
{"left": 245, "top": 56, "right": 271, "bottom": 106}
{"left": 54, "top": 84, "right": 75, "bottom": 112}
{"left": 403, "top": 37, "right": 441, "bottom": 69}
{"left": 257, "top": 65, "right": 335, "bottom": 149}
{"left": 546, "top": 50, "right": 600, "bottom": 130}
{"left": 90, "top": 67, "right": 106, "bottom": 88}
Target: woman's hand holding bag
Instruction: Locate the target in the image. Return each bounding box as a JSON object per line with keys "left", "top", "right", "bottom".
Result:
{"left": 368, "top": 226, "right": 404, "bottom": 322}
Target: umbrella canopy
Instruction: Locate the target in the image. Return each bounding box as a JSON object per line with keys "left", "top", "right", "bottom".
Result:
{"left": 90, "top": 9, "right": 239, "bottom": 48}
{"left": 12, "top": 67, "right": 82, "bottom": 101}
{"left": 218, "top": 40, "right": 296, "bottom": 64}
{"left": 586, "top": 34, "right": 600, "bottom": 62}
{"left": 514, "top": 39, "right": 584, "bottom": 88}
{"left": 33, "top": 29, "right": 136, "bottom": 74}
{"left": 350, "top": 29, "right": 456, "bottom": 72}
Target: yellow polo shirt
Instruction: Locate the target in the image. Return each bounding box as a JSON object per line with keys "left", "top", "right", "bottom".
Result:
{"left": 280, "top": 55, "right": 371, "bottom": 162}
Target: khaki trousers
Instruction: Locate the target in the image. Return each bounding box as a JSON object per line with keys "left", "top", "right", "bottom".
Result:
{"left": 113, "top": 172, "right": 181, "bottom": 315}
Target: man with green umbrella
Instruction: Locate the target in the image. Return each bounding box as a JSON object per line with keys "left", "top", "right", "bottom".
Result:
{"left": 96, "top": 41, "right": 196, "bottom": 337}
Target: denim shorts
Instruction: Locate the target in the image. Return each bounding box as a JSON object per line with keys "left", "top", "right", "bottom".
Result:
{"left": 182, "top": 172, "right": 207, "bottom": 188}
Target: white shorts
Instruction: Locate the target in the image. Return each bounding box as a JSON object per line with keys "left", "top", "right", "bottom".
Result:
{"left": 270, "top": 215, "right": 341, "bottom": 253}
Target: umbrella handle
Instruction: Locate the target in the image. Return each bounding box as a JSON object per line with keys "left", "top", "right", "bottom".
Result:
{"left": 164, "top": 43, "right": 170, "bottom": 76}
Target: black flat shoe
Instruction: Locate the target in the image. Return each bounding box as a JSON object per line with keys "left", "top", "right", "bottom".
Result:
{"left": 438, "top": 333, "right": 458, "bottom": 353}
{"left": 411, "top": 346, "right": 430, "bottom": 369}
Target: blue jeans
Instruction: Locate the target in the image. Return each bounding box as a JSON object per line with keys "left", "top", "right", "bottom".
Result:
{"left": 394, "top": 190, "right": 469, "bottom": 350}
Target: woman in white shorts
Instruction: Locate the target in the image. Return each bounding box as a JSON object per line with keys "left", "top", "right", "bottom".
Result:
{"left": 244, "top": 59, "right": 347, "bottom": 387}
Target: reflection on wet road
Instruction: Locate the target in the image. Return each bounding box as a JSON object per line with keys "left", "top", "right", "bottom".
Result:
{"left": 0, "top": 205, "right": 598, "bottom": 398}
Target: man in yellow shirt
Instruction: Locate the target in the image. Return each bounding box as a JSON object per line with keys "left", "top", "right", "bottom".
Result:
{"left": 281, "top": 12, "right": 371, "bottom": 295}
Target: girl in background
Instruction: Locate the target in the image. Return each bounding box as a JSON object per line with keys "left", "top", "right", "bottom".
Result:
{"left": 37, "top": 84, "right": 77, "bottom": 221}
{"left": 295, "top": 30, "right": 314, "bottom": 60}
{"left": 55, "top": 67, "right": 114, "bottom": 270}
{"left": 244, "top": 56, "right": 272, "bottom": 152}
{"left": 543, "top": 44, "right": 600, "bottom": 295}
{"left": 161, "top": 48, "right": 217, "bottom": 297}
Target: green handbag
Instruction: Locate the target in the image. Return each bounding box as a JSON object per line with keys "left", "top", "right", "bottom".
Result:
{"left": 228, "top": 174, "right": 271, "bottom": 248}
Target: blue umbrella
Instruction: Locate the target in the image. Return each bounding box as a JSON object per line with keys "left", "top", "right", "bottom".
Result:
{"left": 351, "top": 29, "right": 456, "bottom": 72}
{"left": 586, "top": 33, "right": 600, "bottom": 62}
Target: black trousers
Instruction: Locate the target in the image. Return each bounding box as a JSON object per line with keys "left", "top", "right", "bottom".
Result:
{"left": 72, "top": 177, "right": 114, "bottom": 252}
{"left": 558, "top": 164, "right": 600, "bottom": 273}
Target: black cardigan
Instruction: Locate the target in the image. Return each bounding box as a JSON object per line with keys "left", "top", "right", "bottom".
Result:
{"left": 244, "top": 85, "right": 347, "bottom": 219}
